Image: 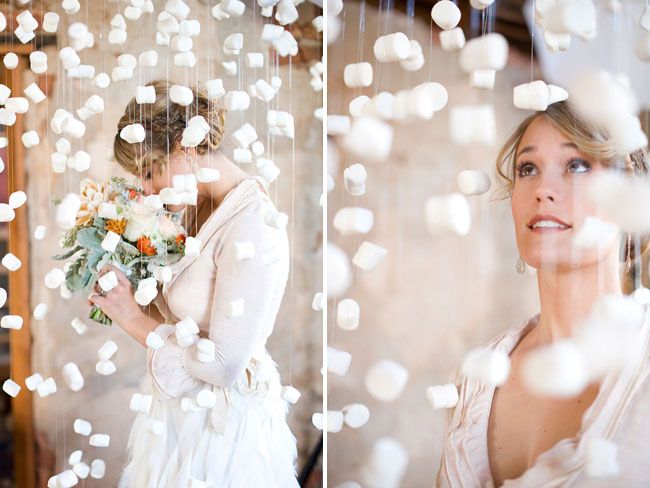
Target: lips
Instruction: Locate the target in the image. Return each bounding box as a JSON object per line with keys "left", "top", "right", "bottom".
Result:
{"left": 527, "top": 214, "right": 572, "bottom": 231}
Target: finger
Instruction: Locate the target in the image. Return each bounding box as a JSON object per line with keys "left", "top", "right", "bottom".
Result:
{"left": 88, "top": 293, "right": 107, "bottom": 307}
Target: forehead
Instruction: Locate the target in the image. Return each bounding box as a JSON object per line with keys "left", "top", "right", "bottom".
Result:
{"left": 520, "top": 116, "right": 572, "bottom": 147}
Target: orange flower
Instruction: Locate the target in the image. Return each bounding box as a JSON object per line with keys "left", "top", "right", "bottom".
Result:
{"left": 105, "top": 219, "right": 126, "bottom": 235}
{"left": 128, "top": 189, "right": 138, "bottom": 200}
{"left": 136, "top": 236, "right": 157, "bottom": 256}
{"left": 175, "top": 234, "right": 186, "bottom": 247}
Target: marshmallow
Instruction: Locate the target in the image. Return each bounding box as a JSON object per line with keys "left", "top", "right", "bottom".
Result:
{"left": 226, "top": 298, "right": 245, "bottom": 318}
{"left": 343, "top": 117, "right": 393, "bottom": 161}
{"left": 98, "top": 271, "right": 118, "bottom": 292}
{"left": 108, "top": 28, "right": 127, "bottom": 45}
{"left": 179, "top": 19, "right": 201, "bottom": 37}
{"left": 145, "top": 418, "right": 164, "bottom": 436}
{"left": 74, "top": 419, "right": 92, "bottom": 436}
{"left": 34, "top": 225, "right": 46, "bottom": 240}
{"left": 33, "top": 303, "right": 48, "bottom": 320}
{"left": 0, "top": 288, "right": 5, "bottom": 308}
{"left": 195, "top": 389, "right": 217, "bottom": 408}
{"left": 29, "top": 51, "right": 47, "bottom": 73}
{"left": 196, "top": 167, "right": 220, "bottom": 183}
{"left": 70, "top": 317, "right": 89, "bottom": 335}
{"left": 45, "top": 268, "right": 66, "bottom": 289}
{"left": 43, "top": 12, "right": 60, "bottom": 33}
{"left": 281, "top": 385, "right": 301, "bottom": 404}
{"left": 223, "top": 33, "right": 243, "bottom": 56}
{"left": 470, "top": 69, "right": 496, "bottom": 90}
{"left": 90, "top": 460, "right": 105, "bottom": 479}
{"left": 1, "top": 315, "right": 23, "bottom": 330}
{"left": 327, "top": 115, "right": 350, "bottom": 136}
{"left": 459, "top": 33, "right": 509, "bottom": 72}
{"left": 196, "top": 338, "right": 216, "bottom": 362}
{"left": 461, "top": 348, "right": 510, "bottom": 386}
{"left": 130, "top": 392, "right": 153, "bottom": 414}
{"left": 325, "top": 410, "right": 345, "bottom": 433}
{"left": 97, "top": 340, "right": 118, "bottom": 361}
{"left": 9, "top": 191, "right": 26, "bottom": 209}
{"left": 99, "top": 231, "right": 120, "bottom": 253}
{"left": 457, "top": 170, "right": 491, "bottom": 195}
{"left": 343, "top": 164, "right": 367, "bottom": 196}
{"left": 400, "top": 40, "right": 425, "bottom": 71}
{"left": 135, "top": 85, "right": 156, "bottom": 105}
{"left": 24, "top": 83, "right": 46, "bottom": 103}
{"left": 0, "top": 85, "right": 10, "bottom": 105}
{"left": 513, "top": 80, "right": 568, "bottom": 111}
{"left": 6, "top": 97, "right": 29, "bottom": 114}
{"left": 449, "top": 104, "right": 496, "bottom": 145}
{"left": 15, "top": 25, "right": 36, "bottom": 44}
{"left": 311, "top": 412, "right": 324, "bottom": 430}
{"left": 426, "top": 384, "right": 459, "bottom": 410}
{"left": 62, "top": 362, "right": 84, "bottom": 392}
{"left": 2, "top": 379, "right": 20, "bottom": 397}
{"left": 254, "top": 79, "right": 276, "bottom": 102}
{"left": 0, "top": 109, "right": 16, "bottom": 127}
{"left": 59, "top": 47, "right": 80, "bottom": 70}
{"left": 110, "top": 66, "right": 133, "bottom": 83}
{"left": 255, "top": 158, "right": 281, "bottom": 183}
{"left": 171, "top": 34, "right": 193, "bottom": 52}
{"left": 365, "top": 359, "right": 409, "bottom": 402}
{"left": 586, "top": 438, "right": 619, "bottom": 477}
{"left": 333, "top": 207, "right": 374, "bottom": 236}
{"left": 541, "top": 0, "right": 596, "bottom": 40}
{"left": 174, "top": 51, "right": 196, "bottom": 68}
{"left": 36, "top": 377, "right": 57, "bottom": 397}
{"left": 264, "top": 210, "right": 289, "bottom": 229}
{"left": 89, "top": 434, "right": 110, "bottom": 447}
{"left": 2, "top": 253, "right": 21, "bottom": 271}
{"left": 246, "top": 52, "right": 264, "bottom": 69}
{"left": 426, "top": 192, "right": 473, "bottom": 237}
{"left": 641, "top": 6, "right": 650, "bottom": 32}
{"left": 73, "top": 462, "right": 90, "bottom": 479}
{"left": 184, "top": 236, "right": 201, "bottom": 256}
{"left": 431, "top": 0, "right": 461, "bottom": 30}
{"left": 125, "top": 5, "right": 142, "bottom": 21}
{"left": 62, "top": 0, "right": 81, "bottom": 14}
{"left": 182, "top": 124, "right": 208, "bottom": 148}
{"left": 222, "top": 60, "right": 237, "bottom": 76}
{"left": 169, "top": 85, "right": 194, "bottom": 106}
{"left": 224, "top": 91, "right": 251, "bottom": 111}
{"left": 55, "top": 470, "right": 78, "bottom": 488}
{"left": 63, "top": 117, "right": 86, "bottom": 139}
{"left": 337, "top": 298, "right": 360, "bottom": 330}
{"left": 521, "top": 340, "right": 589, "bottom": 397}
{"left": 21, "top": 131, "right": 39, "bottom": 149}
{"left": 573, "top": 217, "right": 619, "bottom": 250}
{"left": 327, "top": 346, "right": 352, "bottom": 376}
{"left": 84, "top": 95, "right": 105, "bottom": 114}
{"left": 342, "top": 403, "right": 370, "bottom": 428}
{"left": 374, "top": 32, "right": 411, "bottom": 62}
{"left": 0, "top": 204, "right": 14, "bottom": 223}
{"left": 222, "top": 0, "right": 246, "bottom": 16}
{"left": 25, "top": 373, "right": 43, "bottom": 392}
{"left": 92, "top": 73, "right": 111, "bottom": 88}
{"left": 312, "top": 292, "right": 324, "bottom": 311}
{"left": 609, "top": 114, "right": 648, "bottom": 156}
{"left": 95, "top": 360, "right": 116, "bottom": 376}
{"left": 120, "top": 123, "right": 146, "bottom": 143}
{"left": 352, "top": 241, "right": 387, "bottom": 272}
{"left": 3, "top": 53, "right": 18, "bottom": 70}
{"left": 344, "top": 62, "right": 373, "bottom": 88}
{"left": 275, "top": 0, "right": 298, "bottom": 25}
{"left": 206, "top": 79, "right": 225, "bottom": 100}
{"left": 348, "top": 95, "right": 369, "bottom": 117}
{"left": 361, "top": 438, "right": 409, "bottom": 487}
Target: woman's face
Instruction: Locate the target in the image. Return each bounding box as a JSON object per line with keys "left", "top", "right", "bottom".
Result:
{"left": 139, "top": 148, "right": 195, "bottom": 212}
{"left": 511, "top": 116, "right": 615, "bottom": 271}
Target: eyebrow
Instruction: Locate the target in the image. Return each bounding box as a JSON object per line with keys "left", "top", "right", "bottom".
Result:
{"left": 516, "top": 142, "right": 579, "bottom": 159}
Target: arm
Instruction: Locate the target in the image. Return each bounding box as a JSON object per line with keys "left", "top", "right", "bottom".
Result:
{"left": 148, "top": 199, "right": 289, "bottom": 398}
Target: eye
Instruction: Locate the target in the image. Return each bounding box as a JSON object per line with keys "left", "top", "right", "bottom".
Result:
{"left": 567, "top": 158, "right": 591, "bottom": 174}
{"left": 144, "top": 170, "right": 152, "bottom": 180}
{"left": 516, "top": 161, "right": 537, "bottom": 178}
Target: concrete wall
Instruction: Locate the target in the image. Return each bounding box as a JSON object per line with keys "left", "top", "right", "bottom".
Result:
{"left": 22, "top": 1, "right": 322, "bottom": 484}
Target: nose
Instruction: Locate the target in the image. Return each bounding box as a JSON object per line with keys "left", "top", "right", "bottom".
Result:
{"left": 534, "top": 172, "right": 560, "bottom": 204}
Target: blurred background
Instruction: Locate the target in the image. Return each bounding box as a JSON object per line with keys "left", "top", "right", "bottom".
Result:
{"left": 326, "top": 0, "right": 650, "bottom": 486}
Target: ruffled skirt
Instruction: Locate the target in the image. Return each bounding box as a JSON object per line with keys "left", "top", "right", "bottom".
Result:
{"left": 118, "top": 350, "right": 300, "bottom": 488}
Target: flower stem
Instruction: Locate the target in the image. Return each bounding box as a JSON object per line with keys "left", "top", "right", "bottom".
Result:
{"left": 89, "top": 305, "right": 113, "bottom": 326}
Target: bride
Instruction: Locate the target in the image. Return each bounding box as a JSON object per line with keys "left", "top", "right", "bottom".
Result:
{"left": 88, "top": 80, "right": 300, "bottom": 487}
{"left": 437, "top": 101, "right": 650, "bottom": 487}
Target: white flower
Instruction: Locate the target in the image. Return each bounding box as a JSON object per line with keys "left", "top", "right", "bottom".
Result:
{"left": 123, "top": 202, "right": 159, "bottom": 242}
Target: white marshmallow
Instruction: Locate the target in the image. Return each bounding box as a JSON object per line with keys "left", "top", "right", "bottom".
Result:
{"left": 174, "top": 51, "right": 196, "bottom": 68}
{"left": 62, "top": 362, "right": 84, "bottom": 392}
{"left": 255, "top": 79, "right": 276, "bottom": 102}
{"left": 343, "top": 117, "right": 393, "bottom": 161}
{"left": 0, "top": 109, "right": 16, "bottom": 127}
{"left": 255, "top": 158, "right": 281, "bottom": 183}
{"left": 426, "top": 384, "right": 459, "bottom": 410}
{"left": 348, "top": 95, "right": 369, "bottom": 117}
{"left": 99, "top": 231, "right": 120, "bottom": 253}
{"left": 169, "top": 85, "right": 193, "bottom": 106}
{"left": 9, "top": 191, "right": 26, "bottom": 209}
{"left": 343, "top": 164, "right": 367, "bottom": 196}
{"left": 29, "top": 51, "right": 47, "bottom": 74}
{"left": 457, "top": 170, "right": 491, "bottom": 196}
{"left": 2, "top": 253, "right": 21, "bottom": 271}
{"left": 120, "top": 123, "right": 145, "bottom": 144}
{"left": 92, "top": 73, "right": 111, "bottom": 89}
{"left": 6, "top": 97, "right": 29, "bottom": 114}
{"left": 373, "top": 32, "right": 411, "bottom": 62}
{"left": 470, "top": 69, "right": 496, "bottom": 90}
{"left": 90, "top": 459, "right": 105, "bottom": 479}
{"left": 24, "top": 83, "right": 46, "bottom": 103}
{"left": 130, "top": 392, "right": 153, "bottom": 414}
{"left": 1, "top": 315, "right": 23, "bottom": 330}
{"left": 521, "top": 340, "right": 589, "bottom": 397}
{"left": 365, "top": 359, "right": 409, "bottom": 402}
{"left": 25, "top": 373, "right": 43, "bottom": 392}
{"left": 63, "top": 117, "right": 86, "bottom": 139}
{"left": 43, "top": 12, "right": 60, "bottom": 33}
{"left": 573, "top": 216, "right": 619, "bottom": 250}
{"left": 333, "top": 207, "right": 374, "bottom": 235}
{"left": 352, "top": 241, "right": 387, "bottom": 272}
{"left": 89, "top": 434, "right": 110, "bottom": 448}
{"left": 206, "top": 79, "right": 225, "bottom": 100}
{"left": 400, "top": 40, "right": 425, "bottom": 71}
{"left": 3, "top": 53, "right": 18, "bottom": 70}
{"left": 33, "top": 303, "right": 48, "bottom": 320}
{"left": 0, "top": 204, "right": 14, "bottom": 223}
{"left": 34, "top": 225, "right": 46, "bottom": 240}
{"left": 15, "top": 25, "right": 36, "bottom": 44}
{"left": 70, "top": 317, "right": 89, "bottom": 335}
{"left": 74, "top": 419, "right": 92, "bottom": 436}
{"left": 222, "top": 0, "right": 246, "bottom": 16}
{"left": 21, "top": 131, "right": 39, "bottom": 149}
{"left": 2, "top": 379, "right": 20, "bottom": 397}
{"left": 0, "top": 84, "right": 10, "bottom": 105}
{"left": 246, "top": 52, "right": 264, "bottom": 69}
{"left": 98, "top": 271, "right": 118, "bottom": 292}
{"left": 325, "top": 410, "right": 345, "bottom": 433}
{"left": 542, "top": 0, "right": 596, "bottom": 40}
{"left": 327, "top": 346, "right": 352, "bottom": 376}
{"left": 73, "top": 462, "right": 90, "bottom": 479}
{"left": 62, "top": 0, "right": 81, "bottom": 14}
{"left": 312, "top": 292, "right": 324, "bottom": 311}
{"left": 449, "top": 104, "right": 496, "bottom": 145}
{"left": 342, "top": 403, "right": 370, "bottom": 428}
{"left": 36, "top": 377, "right": 57, "bottom": 397}
{"left": 459, "top": 33, "right": 509, "bottom": 72}
{"left": 327, "top": 115, "right": 350, "bottom": 136}
{"left": 461, "top": 347, "right": 511, "bottom": 386}
{"left": 44, "top": 268, "right": 66, "bottom": 289}
{"left": 184, "top": 236, "right": 201, "bottom": 256}
{"left": 95, "top": 360, "right": 116, "bottom": 376}
{"left": 337, "top": 298, "right": 360, "bottom": 330}
{"left": 222, "top": 60, "right": 237, "bottom": 76}
{"left": 431, "top": 0, "right": 461, "bottom": 30}
{"left": 226, "top": 298, "right": 245, "bottom": 318}
{"left": 264, "top": 210, "right": 289, "bottom": 229}
{"left": 0, "top": 288, "right": 5, "bottom": 308}
{"left": 224, "top": 91, "right": 251, "bottom": 111}
{"left": 97, "top": 340, "right": 118, "bottom": 361}
{"left": 223, "top": 33, "right": 243, "bottom": 56}
{"left": 134, "top": 85, "right": 155, "bottom": 105}
{"left": 344, "top": 62, "right": 373, "bottom": 87}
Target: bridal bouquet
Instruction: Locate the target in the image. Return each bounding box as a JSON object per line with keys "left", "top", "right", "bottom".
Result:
{"left": 53, "top": 177, "right": 187, "bottom": 325}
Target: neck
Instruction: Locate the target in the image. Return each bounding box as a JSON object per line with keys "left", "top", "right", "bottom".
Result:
{"left": 534, "top": 248, "right": 622, "bottom": 345}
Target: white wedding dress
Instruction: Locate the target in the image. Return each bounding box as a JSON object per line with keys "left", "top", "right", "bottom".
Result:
{"left": 118, "top": 176, "right": 300, "bottom": 488}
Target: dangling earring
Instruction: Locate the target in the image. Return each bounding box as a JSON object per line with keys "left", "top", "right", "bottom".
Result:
{"left": 516, "top": 256, "right": 526, "bottom": 274}
{"left": 626, "top": 233, "right": 634, "bottom": 272}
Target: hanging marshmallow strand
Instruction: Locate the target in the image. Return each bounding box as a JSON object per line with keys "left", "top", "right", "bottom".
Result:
{"left": 540, "top": 0, "right": 597, "bottom": 41}
{"left": 400, "top": 40, "right": 425, "bottom": 71}
{"left": 425, "top": 193, "right": 471, "bottom": 236}
{"left": 343, "top": 116, "right": 393, "bottom": 161}
{"left": 328, "top": 242, "right": 352, "bottom": 298}
{"left": 459, "top": 33, "right": 509, "bottom": 73}
{"left": 426, "top": 384, "right": 459, "bottom": 410}
{"left": 364, "top": 359, "right": 409, "bottom": 402}
{"left": 461, "top": 347, "right": 511, "bottom": 386}
{"left": 352, "top": 241, "right": 387, "bottom": 272}
{"left": 62, "top": 362, "right": 85, "bottom": 392}
{"left": 337, "top": 298, "right": 360, "bottom": 330}
{"left": 342, "top": 403, "right": 370, "bottom": 429}
{"left": 449, "top": 104, "right": 497, "bottom": 145}
{"left": 343, "top": 62, "right": 373, "bottom": 88}
{"left": 457, "top": 170, "right": 491, "bottom": 196}
{"left": 343, "top": 164, "right": 367, "bottom": 196}
{"left": 513, "top": 80, "right": 568, "bottom": 111}
{"left": 327, "top": 346, "right": 352, "bottom": 376}
{"left": 374, "top": 32, "right": 411, "bottom": 62}
{"left": 120, "top": 123, "right": 146, "bottom": 144}
{"left": 360, "top": 438, "right": 409, "bottom": 488}
{"left": 333, "top": 207, "right": 374, "bottom": 236}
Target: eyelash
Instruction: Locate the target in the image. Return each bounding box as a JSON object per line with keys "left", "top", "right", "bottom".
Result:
{"left": 515, "top": 158, "right": 591, "bottom": 178}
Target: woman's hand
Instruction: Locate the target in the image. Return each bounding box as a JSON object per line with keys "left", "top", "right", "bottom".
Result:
{"left": 88, "top": 265, "right": 159, "bottom": 346}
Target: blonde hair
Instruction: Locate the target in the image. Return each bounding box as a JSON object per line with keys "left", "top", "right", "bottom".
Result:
{"left": 113, "top": 80, "right": 226, "bottom": 176}
{"left": 494, "top": 101, "right": 649, "bottom": 292}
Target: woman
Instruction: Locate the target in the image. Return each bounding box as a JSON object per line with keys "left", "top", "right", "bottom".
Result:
{"left": 88, "top": 80, "right": 300, "bottom": 487}
{"left": 437, "top": 101, "right": 650, "bottom": 487}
